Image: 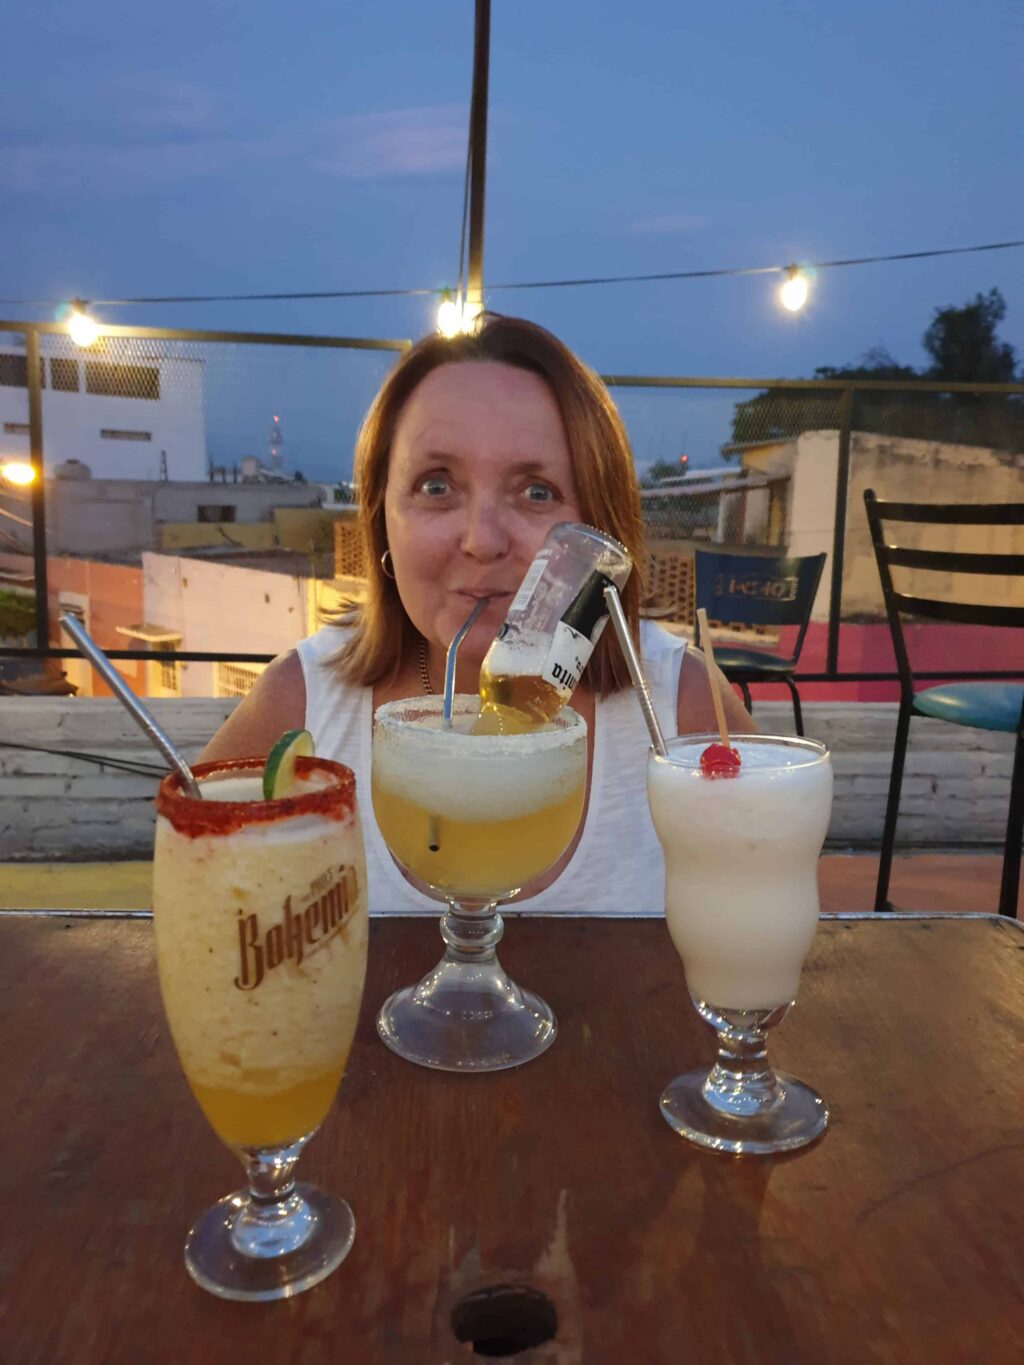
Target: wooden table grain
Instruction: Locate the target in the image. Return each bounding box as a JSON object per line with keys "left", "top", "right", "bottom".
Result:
{"left": 1, "top": 913, "right": 1022, "bottom": 1364}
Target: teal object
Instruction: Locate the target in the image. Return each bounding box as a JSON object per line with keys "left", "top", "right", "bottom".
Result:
{"left": 914, "top": 684, "right": 1024, "bottom": 734}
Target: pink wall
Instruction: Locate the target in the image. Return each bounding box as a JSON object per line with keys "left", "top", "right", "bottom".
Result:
{"left": 747, "top": 622, "right": 1023, "bottom": 703}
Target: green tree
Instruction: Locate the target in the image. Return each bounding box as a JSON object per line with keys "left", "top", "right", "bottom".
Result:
{"left": 729, "top": 290, "right": 1023, "bottom": 454}
{"left": 923, "top": 288, "right": 1018, "bottom": 383}
{"left": 640, "top": 458, "right": 683, "bottom": 488}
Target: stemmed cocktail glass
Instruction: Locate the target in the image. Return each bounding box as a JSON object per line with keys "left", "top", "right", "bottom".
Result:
{"left": 647, "top": 733, "right": 833, "bottom": 1155}
{"left": 153, "top": 756, "right": 368, "bottom": 1300}
{"left": 372, "top": 695, "right": 587, "bottom": 1072}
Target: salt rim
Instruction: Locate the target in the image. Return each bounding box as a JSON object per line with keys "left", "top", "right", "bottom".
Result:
{"left": 156, "top": 755, "right": 356, "bottom": 836}
{"left": 373, "top": 695, "right": 586, "bottom": 757}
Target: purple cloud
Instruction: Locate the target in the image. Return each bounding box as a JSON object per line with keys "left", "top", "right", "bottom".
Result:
{"left": 312, "top": 106, "right": 467, "bottom": 178}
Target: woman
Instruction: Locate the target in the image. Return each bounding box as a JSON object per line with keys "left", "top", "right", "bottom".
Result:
{"left": 202, "top": 314, "right": 752, "bottom": 912}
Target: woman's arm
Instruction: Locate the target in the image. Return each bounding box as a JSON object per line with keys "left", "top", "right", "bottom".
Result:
{"left": 198, "top": 650, "right": 307, "bottom": 764}
{"left": 676, "top": 645, "right": 756, "bottom": 737}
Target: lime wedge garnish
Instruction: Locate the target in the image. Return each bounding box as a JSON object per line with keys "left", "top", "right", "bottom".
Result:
{"left": 263, "top": 729, "right": 314, "bottom": 799}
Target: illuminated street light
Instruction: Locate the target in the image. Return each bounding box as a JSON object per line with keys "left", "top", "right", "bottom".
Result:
{"left": 779, "top": 266, "right": 810, "bottom": 313}
{"left": 0, "top": 460, "right": 36, "bottom": 487}
{"left": 437, "top": 291, "right": 482, "bottom": 337}
{"left": 68, "top": 300, "right": 100, "bottom": 347}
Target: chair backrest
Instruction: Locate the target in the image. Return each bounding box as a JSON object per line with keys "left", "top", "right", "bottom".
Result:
{"left": 862, "top": 488, "right": 1024, "bottom": 695}
{"left": 693, "top": 549, "right": 826, "bottom": 666}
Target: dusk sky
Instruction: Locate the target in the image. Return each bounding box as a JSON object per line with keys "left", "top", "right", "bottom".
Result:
{"left": 2, "top": 1, "right": 1021, "bottom": 477}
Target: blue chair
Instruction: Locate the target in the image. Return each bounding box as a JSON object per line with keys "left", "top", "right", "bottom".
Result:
{"left": 864, "top": 489, "right": 1024, "bottom": 920}
{"left": 694, "top": 549, "right": 826, "bottom": 736}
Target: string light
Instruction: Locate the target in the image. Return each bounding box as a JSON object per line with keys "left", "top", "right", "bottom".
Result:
{"left": 1, "top": 239, "right": 1020, "bottom": 317}
{"left": 67, "top": 300, "right": 100, "bottom": 348}
{"left": 0, "top": 461, "right": 36, "bottom": 487}
{"left": 779, "top": 265, "right": 810, "bottom": 312}
{"left": 436, "top": 290, "right": 482, "bottom": 337}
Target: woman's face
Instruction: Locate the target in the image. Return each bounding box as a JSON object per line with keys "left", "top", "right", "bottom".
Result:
{"left": 384, "top": 360, "right": 583, "bottom": 672}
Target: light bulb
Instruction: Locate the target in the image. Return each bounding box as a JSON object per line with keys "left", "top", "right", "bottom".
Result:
{"left": 779, "top": 268, "right": 809, "bottom": 313}
{"left": 436, "top": 292, "right": 482, "bottom": 338}
{"left": 68, "top": 304, "right": 100, "bottom": 347}
{"left": 0, "top": 460, "right": 36, "bottom": 487}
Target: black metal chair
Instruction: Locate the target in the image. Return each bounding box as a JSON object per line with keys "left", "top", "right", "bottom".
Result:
{"left": 693, "top": 549, "right": 826, "bottom": 735}
{"left": 864, "top": 488, "right": 1024, "bottom": 920}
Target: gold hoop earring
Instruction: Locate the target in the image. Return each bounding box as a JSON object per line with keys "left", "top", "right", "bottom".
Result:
{"left": 380, "top": 549, "right": 396, "bottom": 580}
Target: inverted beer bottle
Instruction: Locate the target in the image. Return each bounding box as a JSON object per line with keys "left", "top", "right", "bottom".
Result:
{"left": 478, "top": 522, "right": 632, "bottom": 732}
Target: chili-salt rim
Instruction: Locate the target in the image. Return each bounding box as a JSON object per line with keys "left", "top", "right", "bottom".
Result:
{"left": 156, "top": 756, "right": 356, "bottom": 836}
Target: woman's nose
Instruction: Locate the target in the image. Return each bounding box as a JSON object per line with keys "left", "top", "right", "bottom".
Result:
{"left": 460, "top": 496, "right": 510, "bottom": 560}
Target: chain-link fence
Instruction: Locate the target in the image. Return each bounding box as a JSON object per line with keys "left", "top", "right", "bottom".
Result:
{"left": 2, "top": 321, "right": 1023, "bottom": 699}
{"left": 606, "top": 375, "right": 1024, "bottom": 685}
{"left": 0, "top": 320, "right": 405, "bottom": 698}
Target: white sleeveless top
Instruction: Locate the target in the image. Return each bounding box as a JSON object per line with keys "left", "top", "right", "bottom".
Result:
{"left": 296, "top": 621, "right": 685, "bottom": 916}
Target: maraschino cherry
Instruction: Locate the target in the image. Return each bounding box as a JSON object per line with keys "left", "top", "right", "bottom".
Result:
{"left": 699, "top": 743, "right": 741, "bottom": 779}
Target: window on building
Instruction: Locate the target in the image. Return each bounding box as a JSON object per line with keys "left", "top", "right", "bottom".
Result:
{"left": 197, "top": 505, "right": 238, "bottom": 523}
{"left": 0, "top": 354, "right": 45, "bottom": 388}
{"left": 215, "top": 662, "right": 266, "bottom": 698}
{"left": 50, "top": 358, "right": 80, "bottom": 392}
{"left": 100, "top": 429, "right": 153, "bottom": 441}
{"left": 157, "top": 644, "right": 180, "bottom": 694}
{"left": 84, "top": 361, "right": 160, "bottom": 400}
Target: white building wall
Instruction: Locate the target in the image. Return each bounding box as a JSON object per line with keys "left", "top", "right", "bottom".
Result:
{"left": 788, "top": 431, "right": 840, "bottom": 620}
{"left": 142, "top": 552, "right": 308, "bottom": 697}
{"left": 1, "top": 698, "right": 1015, "bottom": 858}
{"left": 0, "top": 350, "right": 206, "bottom": 480}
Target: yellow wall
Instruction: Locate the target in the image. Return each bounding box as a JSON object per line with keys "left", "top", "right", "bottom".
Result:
{"left": 157, "top": 523, "right": 276, "bottom": 551}
{"left": 273, "top": 508, "right": 334, "bottom": 553}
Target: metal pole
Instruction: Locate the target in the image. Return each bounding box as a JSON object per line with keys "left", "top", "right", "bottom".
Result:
{"left": 467, "top": 0, "right": 491, "bottom": 311}
{"left": 826, "top": 387, "right": 854, "bottom": 677}
{"left": 24, "top": 328, "right": 50, "bottom": 655}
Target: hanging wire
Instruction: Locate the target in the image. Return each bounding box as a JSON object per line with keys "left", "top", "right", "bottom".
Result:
{"left": 0, "top": 738, "right": 169, "bottom": 779}
{"left": 1, "top": 238, "right": 1021, "bottom": 310}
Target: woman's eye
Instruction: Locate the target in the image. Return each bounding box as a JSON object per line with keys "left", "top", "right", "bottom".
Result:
{"left": 418, "top": 475, "right": 451, "bottom": 497}
{"left": 524, "top": 481, "right": 556, "bottom": 503}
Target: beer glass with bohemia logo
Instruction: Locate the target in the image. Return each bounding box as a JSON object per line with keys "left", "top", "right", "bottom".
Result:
{"left": 154, "top": 756, "right": 368, "bottom": 1301}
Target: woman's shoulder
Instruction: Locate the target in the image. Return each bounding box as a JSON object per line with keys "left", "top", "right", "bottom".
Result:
{"left": 639, "top": 618, "right": 687, "bottom": 660}
{"left": 297, "top": 620, "right": 355, "bottom": 667}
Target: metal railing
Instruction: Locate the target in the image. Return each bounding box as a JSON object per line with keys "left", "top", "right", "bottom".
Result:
{"left": 1, "top": 317, "right": 1023, "bottom": 690}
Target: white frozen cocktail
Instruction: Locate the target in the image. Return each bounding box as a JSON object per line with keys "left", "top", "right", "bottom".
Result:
{"left": 648, "top": 733, "right": 833, "bottom": 1155}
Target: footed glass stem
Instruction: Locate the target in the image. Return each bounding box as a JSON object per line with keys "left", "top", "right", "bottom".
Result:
{"left": 376, "top": 900, "right": 556, "bottom": 1072}
{"left": 185, "top": 1136, "right": 355, "bottom": 1301}
{"left": 660, "top": 1001, "right": 828, "bottom": 1156}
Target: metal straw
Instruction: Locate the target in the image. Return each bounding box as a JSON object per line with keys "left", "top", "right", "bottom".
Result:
{"left": 442, "top": 596, "right": 490, "bottom": 728}
{"left": 602, "top": 585, "right": 669, "bottom": 757}
{"left": 59, "top": 614, "right": 203, "bottom": 799}
{"left": 426, "top": 596, "right": 491, "bottom": 853}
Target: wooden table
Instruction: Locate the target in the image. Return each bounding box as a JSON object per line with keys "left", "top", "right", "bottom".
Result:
{"left": 2, "top": 912, "right": 1022, "bottom": 1363}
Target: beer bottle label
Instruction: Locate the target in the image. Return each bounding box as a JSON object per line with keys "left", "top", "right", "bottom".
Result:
{"left": 561, "top": 571, "right": 615, "bottom": 643}
{"left": 541, "top": 620, "right": 590, "bottom": 695}
{"left": 508, "top": 550, "right": 551, "bottom": 614}
{"left": 539, "top": 572, "right": 615, "bottom": 695}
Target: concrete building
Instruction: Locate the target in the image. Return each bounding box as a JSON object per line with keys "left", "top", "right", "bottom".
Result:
{"left": 0, "top": 343, "right": 206, "bottom": 480}
{"left": 0, "top": 473, "right": 326, "bottom": 559}
{"left": 735, "top": 430, "right": 1024, "bottom": 619}
{"left": 137, "top": 547, "right": 358, "bottom": 698}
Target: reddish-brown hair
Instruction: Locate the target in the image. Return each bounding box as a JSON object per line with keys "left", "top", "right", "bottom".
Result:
{"left": 336, "top": 314, "right": 645, "bottom": 695}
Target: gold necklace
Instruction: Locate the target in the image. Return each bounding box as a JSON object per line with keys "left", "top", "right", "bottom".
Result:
{"left": 418, "top": 637, "right": 435, "bottom": 695}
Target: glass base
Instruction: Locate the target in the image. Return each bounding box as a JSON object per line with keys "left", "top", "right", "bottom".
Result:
{"left": 185, "top": 1182, "right": 355, "bottom": 1301}
{"left": 659, "top": 1069, "right": 829, "bottom": 1156}
{"left": 376, "top": 953, "right": 556, "bottom": 1072}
